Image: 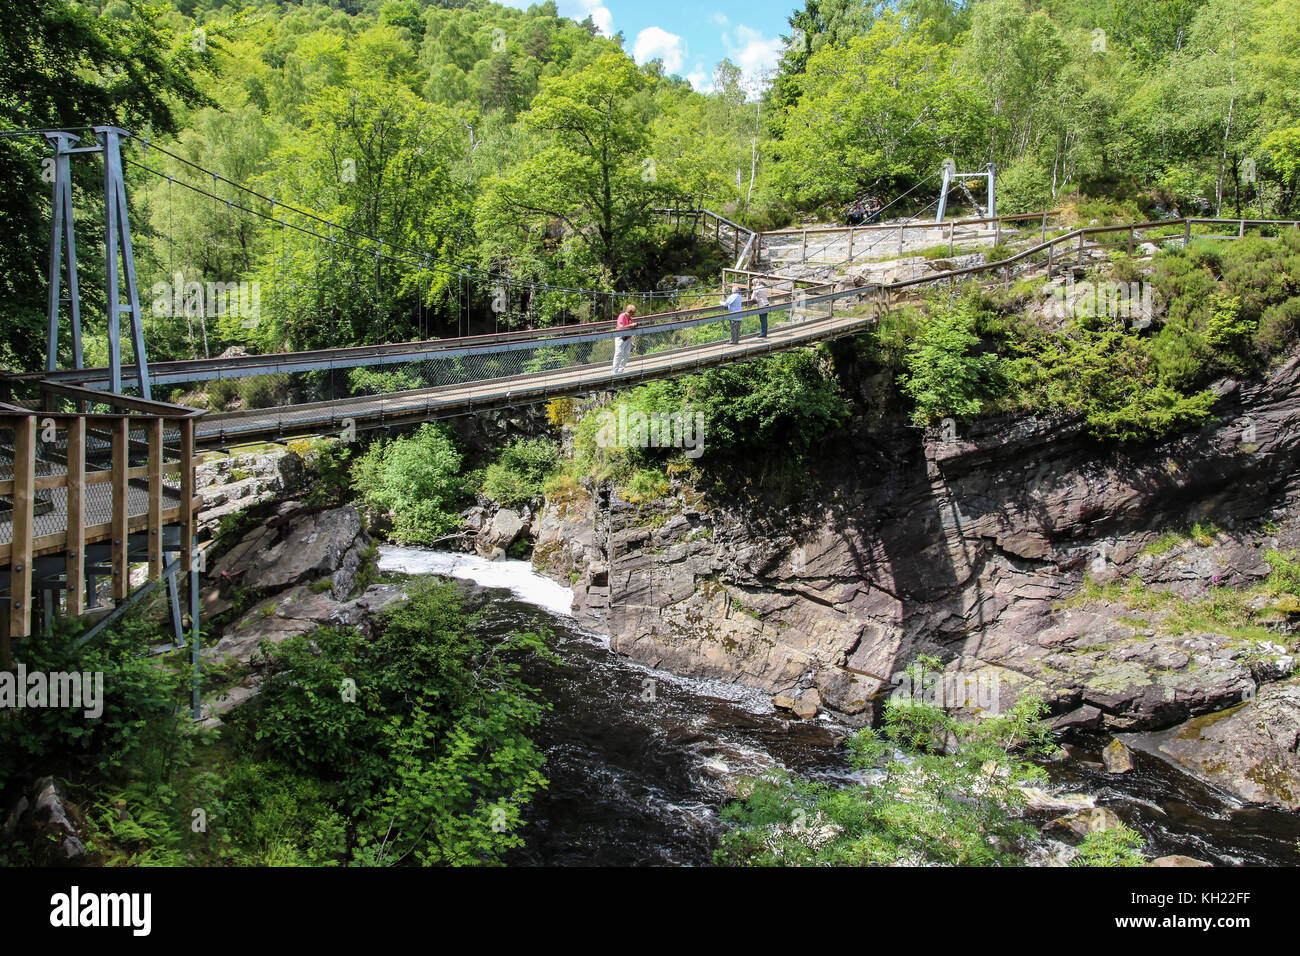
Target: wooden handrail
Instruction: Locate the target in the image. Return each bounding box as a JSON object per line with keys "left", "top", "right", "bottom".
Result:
{"left": 39, "top": 381, "right": 206, "bottom": 418}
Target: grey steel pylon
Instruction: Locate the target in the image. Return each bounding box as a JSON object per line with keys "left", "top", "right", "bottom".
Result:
{"left": 43, "top": 131, "right": 85, "bottom": 372}
{"left": 43, "top": 126, "right": 153, "bottom": 397}
{"left": 96, "top": 126, "right": 151, "bottom": 398}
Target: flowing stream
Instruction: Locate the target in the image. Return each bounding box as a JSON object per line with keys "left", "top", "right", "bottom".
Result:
{"left": 377, "top": 546, "right": 1300, "bottom": 866}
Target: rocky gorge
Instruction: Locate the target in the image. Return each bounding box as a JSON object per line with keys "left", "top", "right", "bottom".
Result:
{"left": 529, "top": 349, "right": 1300, "bottom": 814}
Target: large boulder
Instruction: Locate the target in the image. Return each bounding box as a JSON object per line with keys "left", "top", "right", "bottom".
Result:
{"left": 203, "top": 504, "right": 370, "bottom": 616}
{"left": 1152, "top": 677, "right": 1300, "bottom": 810}
{"left": 476, "top": 508, "right": 527, "bottom": 560}
{"left": 205, "top": 582, "right": 407, "bottom": 668}
{"left": 245, "top": 505, "right": 368, "bottom": 595}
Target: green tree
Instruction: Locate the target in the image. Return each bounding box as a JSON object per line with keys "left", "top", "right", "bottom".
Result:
{"left": 0, "top": 0, "right": 206, "bottom": 370}
{"left": 900, "top": 295, "right": 1004, "bottom": 425}
{"left": 772, "top": 14, "right": 987, "bottom": 209}
{"left": 480, "top": 53, "right": 666, "bottom": 288}
{"left": 250, "top": 79, "right": 473, "bottom": 350}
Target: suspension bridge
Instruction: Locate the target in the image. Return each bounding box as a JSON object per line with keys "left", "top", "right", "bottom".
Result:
{"left": 1, "top": 125, "right": 1296, "bottom": 701}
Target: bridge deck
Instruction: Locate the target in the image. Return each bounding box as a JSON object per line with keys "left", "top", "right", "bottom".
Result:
{"left": 198, "top": 306, "right": 878, "bottom": 444}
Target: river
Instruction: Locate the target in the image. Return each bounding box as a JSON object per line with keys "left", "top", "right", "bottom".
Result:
{"left": 377, "top": 546, "right": 1300, "bottom": 866}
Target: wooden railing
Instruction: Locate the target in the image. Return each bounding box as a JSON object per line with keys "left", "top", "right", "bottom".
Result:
{"left": 656, "top": 207, "right": 759, "bottom": 270}
{"left": 878, "top": 217, "right": 1300, "bottom": 304}
{"left": 1, "top": 392, "right": 204, "bottom": 652}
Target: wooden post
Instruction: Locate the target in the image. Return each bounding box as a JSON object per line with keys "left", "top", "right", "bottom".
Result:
{"left": 66, "top": 416, "right": 85, "bottom": 616}
{"left": 1128, "top": 225, "right": 1135, "bottom": 256}
{"left": 733, "top": 229, "right": 739, "bottom": 260}
{"left": 994, "top": 218, "right": 1002, "bottom": 247}
{"left": 948, "top": 222, "right": 954, "bottom": 256}
{"left": 1040, "top": 212, "right": 1047, "bottom": 243}
{"left": 8, "top": 415, "right": 36, "bottom": 649}
{"left": 147, "top": 417, "right": 163, "bottom": 581}
{"left": 848, "top": 228, "right": 854, "bottom": 260}
{"left": 111, "top": 417, "right": 128, "bottom": 601}
{"left": 1047, "top": 243, "right": 1054, "bottom": 278}
{"left": 801, "top": 230, "right": 807, "bottom": 263}
{"left": 1077, "top": 231, "right": 1085, "bottom": 265}
{"left": 1239, "top": 219, "right": 1245, "bottom": 238}
{"left": 1184, "top": 220, "right": 1192, "bottom": 247}
{"left": 897, "top": 223, "right": 904, "bottom": 255}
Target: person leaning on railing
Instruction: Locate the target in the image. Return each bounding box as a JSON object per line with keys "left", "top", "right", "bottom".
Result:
{"left": 611, "top": 303, "right": 637, "bottom": 374}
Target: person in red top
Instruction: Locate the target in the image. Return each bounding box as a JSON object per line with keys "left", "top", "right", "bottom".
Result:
{"left": 611, "top": 303, "right": 637, "bottom": 374}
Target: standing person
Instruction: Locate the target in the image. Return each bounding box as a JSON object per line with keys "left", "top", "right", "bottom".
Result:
{"left": 721, "top": 284, "right": 744, "bottom": 344}
{"left": 752, "top": 281, "right": 771, "bottom": 338}
{"left": 611, "top": 303, "right": 637, "bottom": 374}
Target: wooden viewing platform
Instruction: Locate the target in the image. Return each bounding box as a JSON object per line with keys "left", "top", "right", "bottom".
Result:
{"left": 0, "top": 393, "right": 203, "bottom": 653}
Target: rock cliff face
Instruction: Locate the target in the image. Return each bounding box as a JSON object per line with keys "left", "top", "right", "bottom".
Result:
{"left": 533, "top": 352, "right": 1300, "bottom": 735}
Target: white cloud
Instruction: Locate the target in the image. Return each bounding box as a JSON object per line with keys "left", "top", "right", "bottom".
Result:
{"left": 686, "top": 66, "right": 715, "bottom": 93}
{"left": 722, "top": 24, "right": 784, "bottom": 89}
{"left": 709, "top": 13, "right": 729, "bottom": 26}
{"left": 558, "top": 0, "right": 614, "bottom": 37}
{"left": 633, "top": 26, "right": 687, "bottom": 74}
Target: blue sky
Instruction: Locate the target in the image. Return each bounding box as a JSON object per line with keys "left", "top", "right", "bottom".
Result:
{"left": 532, "top": 0, "right": 797, "bottom": 92}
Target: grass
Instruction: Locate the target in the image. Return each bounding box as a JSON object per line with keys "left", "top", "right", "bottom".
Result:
{"left": 1140, "top": 521, "right": 1222, "bottom": 556}
{"left": 620, "top": 467, "right": 671, "bottom": 504}
{"left": 1065, "top": 559, "right": 1300, "bottom": 652}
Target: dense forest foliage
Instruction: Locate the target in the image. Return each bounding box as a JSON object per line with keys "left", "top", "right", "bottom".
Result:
{"left": 2, "top": 0, "right": 1298, "bottom": 371}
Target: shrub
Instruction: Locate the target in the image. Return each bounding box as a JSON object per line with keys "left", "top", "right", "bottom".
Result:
{"left": 481, "top": 438, "right": 560, "bottom": 507}
{"left": 545, "top": 397, "right": 575, "bottom": 426}
{"left": 206, "top": 378, "right": 238, "bottom": 411}
{"left": 1073, "top": 824, "right": 1146, "bottom": 867}
{"left": 236, "top": 579, "right": 552, "bottom": 865}
{"left": 715, "top": 670, "right": 1060, "bottom": 867}
{"left": 899, "top": 294, "right": 1005, "bottom": 425}
{"left": 239, "top": 374, "right": 288, "bottom": 409}
{"left": 564, "top": 350, "right": 851, "bottom": 491}
{"left": 351, "top": 424, "right": 465, "bottom": 544}
{"left": 621, "top": 467, "right": 670, "bottom": 503}
{"left": 0, "top": 614, "right": 192, "bottom": 787}
{"left": 995, "top": 155, "right": 1056, "bottom": 215}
